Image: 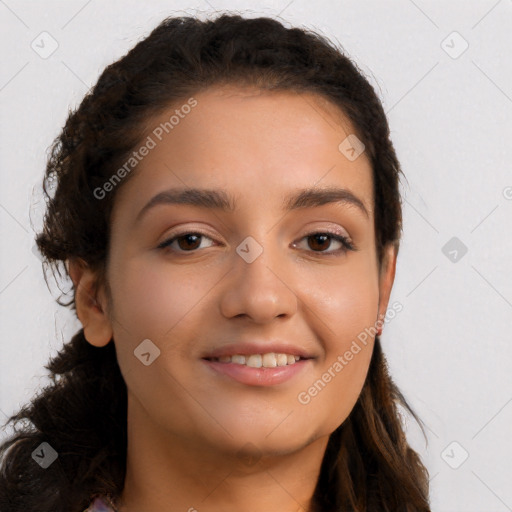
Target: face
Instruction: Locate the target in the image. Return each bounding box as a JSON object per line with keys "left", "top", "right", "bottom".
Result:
{"left": 82, "top": 85, "right": 395, "bottom": 460}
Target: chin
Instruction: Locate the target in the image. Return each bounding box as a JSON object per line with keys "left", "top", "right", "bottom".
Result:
{"left": 208, "top": 422, "right": 314, "bottom": 458}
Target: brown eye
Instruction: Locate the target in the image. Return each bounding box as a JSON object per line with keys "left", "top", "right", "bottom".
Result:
{"left": 158, "top": 230, "right": 355, "bottom": 256}
{"left": 294, "top": 231, "right": 355, "bottom": 255}
{"left": 158, "top": 232, "right": 215, "bottom": 252}
{"left": 175, "top": 234, "right": 202, "bottom": 251}
{"left": 308, "top": 233, "right": 332, "bottom": 252}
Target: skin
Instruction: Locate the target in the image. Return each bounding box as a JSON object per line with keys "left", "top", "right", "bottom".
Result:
{"left": 69, "top": 85, "right": 397, "bottom": 512}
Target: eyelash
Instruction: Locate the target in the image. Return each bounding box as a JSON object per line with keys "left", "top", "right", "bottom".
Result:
{"left": 157, "top": 230, "right": 356, "bottom": 256}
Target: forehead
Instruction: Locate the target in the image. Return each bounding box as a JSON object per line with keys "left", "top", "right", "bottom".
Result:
{"left": 111, "top": 85, "right": 374, "bottom": 225}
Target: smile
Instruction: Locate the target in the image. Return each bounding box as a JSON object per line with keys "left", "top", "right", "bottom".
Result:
{"left": 202, "top": 355, "right": 313, "bottom": 387}
{"left": 204, "top": 353, "right": 303, "bottom": 367}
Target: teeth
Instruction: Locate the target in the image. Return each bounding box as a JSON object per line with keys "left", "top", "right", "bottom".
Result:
{"left": 231, "top": 355, "right": 246, "bottom": 365}
{"left": 246, "top": 354, "right": 262, "bottom": 368}
{"left": 262, "top": 353, "right": 276, "bottom": 367}
{"left": 211, "top": 352, "right": 304, "bottom": 367}
{"left": 276, "top": 353, "right": 288, "bottom": 366}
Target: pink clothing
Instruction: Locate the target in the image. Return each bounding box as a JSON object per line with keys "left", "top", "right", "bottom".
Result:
{"left": 84, "top": 495, "right": 117, "bottom": 512}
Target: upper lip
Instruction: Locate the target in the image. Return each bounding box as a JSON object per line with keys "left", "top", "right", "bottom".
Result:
{"left": 202, "top": 340, "right": 316, "bottom": 360}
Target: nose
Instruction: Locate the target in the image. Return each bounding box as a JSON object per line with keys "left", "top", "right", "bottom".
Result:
{"left": 219, "top": 239, "right": 298, "bottom": 324}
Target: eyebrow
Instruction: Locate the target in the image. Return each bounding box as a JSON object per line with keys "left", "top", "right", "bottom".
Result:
{"left": 135, "top": 186, "right": 369, "bottom": 224}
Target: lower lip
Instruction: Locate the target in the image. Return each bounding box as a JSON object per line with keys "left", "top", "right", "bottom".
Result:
{"left": 202, "top": 359, "right": 312, "bottom": 386}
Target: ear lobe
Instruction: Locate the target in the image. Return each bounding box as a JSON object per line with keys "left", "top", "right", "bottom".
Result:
{"left": 68, "top": 258, "right": 113, "bottom": 347}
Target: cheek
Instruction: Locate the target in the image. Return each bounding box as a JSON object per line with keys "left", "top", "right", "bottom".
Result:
{"left": 294, "top": 262, "right": 378, "bottom": 430}
{"left": 298, "top": 344, "right": 374, "bottom": 438}
{"left": 109, "top": 257, "right": 214, "bottom": 343}
{"left": 300, "top": 256, "right": 380, "bottom": 341}
{"left": 296, "top": 278, "right": 377, "bottom": 434}
{"left": 106, "top": 259, "right": 219, "bottom": 432}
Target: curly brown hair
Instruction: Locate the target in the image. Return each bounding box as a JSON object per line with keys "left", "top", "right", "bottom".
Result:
{"left": 0, "top": 13, "right": 430, "bottom": 512}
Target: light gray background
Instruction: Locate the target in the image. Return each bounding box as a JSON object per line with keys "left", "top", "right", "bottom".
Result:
{"left": 1, "top": 1, "right": 511, "bottom": 510}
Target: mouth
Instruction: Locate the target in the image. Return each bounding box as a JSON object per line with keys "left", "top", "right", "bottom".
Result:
{"left": 201, "top": 353, "right": 314, "bottom": 386}
{"left": 202, "top": 353, "right": 311, "bottom": 367}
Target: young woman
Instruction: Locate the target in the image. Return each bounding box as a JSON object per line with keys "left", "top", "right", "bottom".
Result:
{"left": 0, "top": 13, "right": 431, "bottom": 512}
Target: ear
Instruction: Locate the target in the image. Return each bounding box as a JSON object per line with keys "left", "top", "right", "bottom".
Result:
{"left": 376, "top": 243, "right": 398, "bottom": 336}
{"left": 68, "top": 258, "right": 113, "bottom": 347}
